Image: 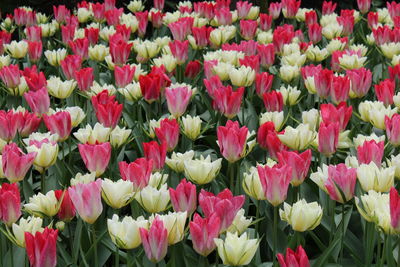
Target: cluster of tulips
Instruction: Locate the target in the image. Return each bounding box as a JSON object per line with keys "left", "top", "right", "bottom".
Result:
{"left": 2, "top": 0, "right": 400, "bottom": 266}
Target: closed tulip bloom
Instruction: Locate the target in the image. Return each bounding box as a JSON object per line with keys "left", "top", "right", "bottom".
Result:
{"left": 199, "top": 189, "right": 245, "bottom": 231}
{"left": 169, "top": 179, "right": 197, "bottom": 214}
{"left": 0, "top": 64, "right": 21, "bottom": 89}
{"left": 320, "top": 102, "right": 352, "bottom": 131}
{"left": 165, "top": 85, "right": 193, "bottom": 117}
{"left": 278, "top": 124, "right": 315, "bottom": 151}
{"left": 119, "top": 158, "right": 153, "bottom": 190}
{"left": 390, "top": 187, "right": 400, "bottom": 231}
{"left": 0, "top": 110, "right": 18, "bottom": 141}
{"left": 326, "top": 164, "right": 357, "bottom": 203}
{"left": 24, "top": 190, "right": 59, "bottom": 217}
{"left": 91, "top": 90, "right": 123, "bottom": 128}
{"left": 184, "top": 155, "right": 222, "bottom": 185}
{"left": 314, "top": 68, "right": 333, "bottom": 99}
{"left": 155, "top": 118, "right": 180, "bottom": 152}
{"left": 139, "top": 73, "right": 162, "bottom": 103}
{"left": 43, "top": 111, "right": 72, "bottom": 141}
{"left": 28, "top": 41, "right": 43, "bottom": 62}
{"left": 257, "top": 164, "right": 292, "bottom": 206}
{"left": 2, "top": 143, "right": 36, "bottom": 183}
{"left": 263, "top": 91, "right": 284, "bottom": 112}
{"left": 54, "top": 190, "right": 75, "bottom": 222}
{"left": 330, "top": 75, "right": 350, "bottom": 104}
{"left": 26, "top": 139, "right": 58, "bottom": 170}
{"left": 181, "top": 115, "right": 202, "bottom": 140}
{"left": 278, "top": 150, "right": 312, "bottom": 186}
{"left": 347, "top": 67, "right": 372, "bottom": 98}
{"left": 280, "top": 199, "right": 322, "bottom": 232}
{"left": 24, "top": 87, "right": 50, "bottom": 114}
{"left": 110, "top": 126, "right": 131, "bottom": 148}
{"left": 150, "top": 211, "right": 187, "bottom": 245}
{"left": 140, "top": 217, "right": 168, "bottom": 263}
{"left": 25, "top": 228, "right": 58, "bottom": 267}
{"left": 136, "top": 184, "right": 170, "bottom": 213}
{"left": 60, "top": 55, "right": 82, "bottom": 80}
{"left": 277, "top": 245, "right": 310, "bottom": 267}
{"left": 169, "top": 40, "right": 189, "bottom": 65}
{"left": 166, "top": 151, "right": 195, "bottom": 173}
{"left": 214, "top": 86, "right": 244, "bottom": 119}
{"left": 108, "top": 214, "right": 149, "bottom": 249}
{"left": 5, "top": 40, "right": 28, "bottom": 59}
{"left": 255, "top": 72, "right": 274, "bottom": 98}
{"left": 75, "top": 67, "right": 94, "bottom": 92}
{"left": 79, "top": 142, "right": 111, "bottom": 176}
{"left": 214, "top": 232, "right": 259, "bottom": 266}
{"left": 143, "top": 141, "right": 167, "bottom": 171}
{"left": 114, "top": 65, "right": 135, "bottom": 88}
{"left": 102, "top": 178, "right": 135, "bottom": 209}
{"left": 357, "top": 162, "right": 395, "bottom": 192}
{"left": 0, "top": 183, "right": 21, "bottom": 226}
{"left": 385, "top": 114, "right": 400, "bottom": 146}
{"left": 375, "top": 79, "right": 395, "bottom": 106}
{"left": 68, "top": 179, "right": 103, "bottom": 224}
{"left": 257, "top": 121, "right": 277, "bottom": 149}
{"left": 110, "top": 40, "right": 132, "bottom": 65}
{"left": 190, "top": 213, "right": 221, "bottom": 256}
{"left": 229, "top": 66, "right": 255, "bottom": 87}
{"left": 318, "top": 122, "right": 340, "bottom": 157}
{"left": 242, "top": 166, "right": 267, "bottom": 200}
{"left": 240, "top": 20, "right": 258, "bottom": 40}
{"left": 357, "top": 140, "right": 384, "bottom": 167}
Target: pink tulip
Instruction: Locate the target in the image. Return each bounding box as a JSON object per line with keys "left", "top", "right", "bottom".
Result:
{"left": 190, "top": 213, "right": 221, "bottom": 256}
{"left": 318, "top": 122, "right": 340, "bottom": 157}
{"left": 320, "top": 102, "right": 352, "bottom": 131}
{"left": 278, "top": 150, "right": 312, "bottom": 186}
{"left": 192, "top": 26, "right": 212, "bottom": 48}
{"left": 257, "top": 164, "right": 292, "bottom": 206}
{"left": 55, "top": 189, "right": 76, "bottom": 222}
{"left": 105, "top": 0, "right": 116, "bottom": 11}
{"left": 273, "top": 25, "right": 295, "bottom": 53}
{"left": 91, "top": 90, "right": 123, "bottom": 128}
{"left": 68, "top": 38, "right": 89, "bottom": 60}
{"left": 214, "top": 86, "right": 245, "bottom": 119}
{"left": 84, "top": 27, "right": 99, "bottom": 45}
{"left": 105, "top": 8, "right": 123, "bottom": 26}
{"left": 53, "top": 5, "right": 70, "bottom": 23}
{"left": 24, "top": 70, "right": 47, "bottom": 92}
{"left": 0, "top": 64, "right": 20, "bottom": 89}
{"left": 150, "top": 11, "right": 164, "bottom": 28}
{"left": 215, "top": 7, "right": 232, "bottom": 25}
{"left": 308, "top": 23, "right": 322, "bottom": 44}
{"left": 140, "top": 217, "right": 168, "bottom": 263}
{"left": 43, "top": 111, "right": 72, "bottom": 141}
{"left": 143, "top": 141, "right": 167, "bottom": 171}
{"left": 0, "top": 110, "right": 18, "bottom": 141}
{"left": 119, "top": 158, "right": 153, "bottom": 190}
{"left": 78, "top": 142, "right": 111, "bottom": 176}
{"left": 114, "top": 64, "right": 135, "bottom": 88}
{"left": 135, "top": 11, "right": 149, "bottom": 37}
{"left": 257, "top": 44, "right": 275, "bottom": 68}
{"left": 277, "top": 245, "right": 310, "bottom": 267}
{"left": 282, "top": 0, "right": 301, "bottom": 18}
{"left": 314, "top": 69, "right": 333, "bottom": 99}
{"left": 24, "top": 87, "right": 50, "bottom": 114}
{"left": 390, "top": 187, "right": 400, "bottom": 230}
{"left": 357, "top": 140, "right": 384, "bottom": 167}
{"left": 330, "top": 75, "right": 350, "bottom": 104}
{"left": 269, "top": 2, "right": 282, "bottom": 19}
{"left": 199, "top": 189, "right": 245, "bottom": 231}
{"left": 109, "top": 39, "right": 132, "bottom": 66}
{"left": 92, "top": 3, "right": 105, "bottom": 22}
{"left": 28, "top": 41, "right": 43, "bottom": 63}
{"left": 240, "top": 55, "right": 260, "bottom": 72}
{"left": 255, "top": 72, "right": 274, "bottom": 98}
{"left": 375, "top": 79, "right": 395, "bottom": 106}
{"left": 259, "top": 14, "right": 273, "bottom": 31}
{"left": 155, "top": 118, "right": 180, "bottom": 152}
{"left": 75, "top": 67, "right": 94, "bottom": 92}
{"left": 169, "top": 179, "right": 197, "bottom": 215}
{"left": 168, "top": 17, "right": 193, "bottom": 41}
{"left": 346, "top": 67, "right": 372, "bottom": 98}
{"left": 263, "top": 91, "right": 284, "bottom": 112}
{"left": 61, "top": 25, "right": 75, "bottom": 44}
{"left": 385, "top": 114, "right": 400, "bottom": 146}
{"left": 217, "top": 120, "right": 248, "bottom": 163}
{"left": 204, "top": 75, "right": 223, "bottom": 99}
{"left": 322, "top": 1, "right": 336, "bottom": 15}
{"left": 325, "top": 164, "right": 357, "bottom": 203}
{"left": 165, "top": 86, "right": 192, "bottom": 118}
{"left": 240, "top": 20, "right": 258, "bottom": 40}
{"left": 60, "top": 55, "right": 82, "bottom": 80}
{"left": 2, "top": 143, "right": 36, "bottom": 183}
{"left": 0, "top": 183, "right": 21, "bottom": 226}
{"left": 305, "top": 11, "right": 318, "bottom": 25}
{"left": 368, "top": 12, "right": 379, "bottom": 29}
{"left": 25, "top": 228, "right": 58, "bottom": 267}
{"left": 185, "top": 60, "right": 202, "bottom": 79}
{"left": 68, "top": 179, "right": 103, "bottom": 224}
{"left": 237, "top": 1, "right": 252, "bottom": 19}
{"left": 169, "top": 40, "right": 189, "bottom": 65}
{"left": 26, "top": 26, "right": 42, "bottom": 42}
{"left": 154, "top": 0, "right": 165, "bottom": 10}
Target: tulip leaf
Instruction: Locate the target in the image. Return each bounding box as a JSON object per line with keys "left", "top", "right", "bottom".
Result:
{"left": 312, "top": 234, "right": 341, "bottom": 267}
{"left": 72, "top": 219, "right": 82, "bottom": 264}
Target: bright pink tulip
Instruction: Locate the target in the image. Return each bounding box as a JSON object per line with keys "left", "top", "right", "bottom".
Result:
{"left": 259, "top": 14, "right": 273, "bottom": 31}
{"left": 190, "top": 213, "right": 221, "bottom": 256}
{"left": 318, "top": 122, "right": 340, "bottom": 157}
{"left": 357, "top": 0, "right": 371, "bottom": 13}
{"left": 308, "top": 23, "right": 322, "bottom": 43}
{"left": 43, "top": 111, "right": 72, "bottom": 141}
{"left": 24, "top": 87, "right": 50, "bottom": 114}
{"left": 92, "top": 2, "right": 106, "bottom": 22}
{"left": 60, "top": 55, "right": 82, "bottom": 80}
{"left": 139, "top": 73, "right": 162, "bottom": 103}
{"left": 105, "top": 0, "right": 116, "bottom": 10}
{"left": 215, "top": 8, "right": 232, "bottom": 26}
{"left": 385, "top": 114, "right": 400, "bottom": 146}
{"left": 389, "top": 64, "right": 400, "bottom": 82}
{"left": 357, "top": 140, "right": 384, "bottom": 167}
{"left": 84, "top": 27, "right": 99, "bottom": 45}
{"left": 263, "top": 91, "right": 284, "bottom": 112}
{"left": 109, "top": 40, "right": 132, "bottom": 66}
{"left": 168, "top": 17, "right": 193, "bottom": 41}
{"left": 28, "top": 41, "right": 43, "bottom": 63}
{"left": 305, "top": 11, "right": 318, "bottom": 25}
{"left": 282, "top": 0, "right": 301, "bottom": 18}
{"left": 143, "top": 141, "right": 167, "bottom": 171}
{"left": 240, "top": 20, "right": 258, "bottom": 40}
{"left": 136, "top": 11, "right": 149, "bottom": 37}
{"left": 330, "top": 75, "right": 350, "bottom": 104}
{"left": 61, "top": 25, "right": 75, "bottom": 44}
{"left": 53, "top": 5, "right": 70, "bottom": 23}
{"left": 69, "top": 38, "right": 89, "bottom": 60}
{"left": 388, "top": 1, "right": 400, "bottom": 18}
{"left": 269, "top": 2, "right": 282, "bottom": 19}
{"left": 0, "top": 110, "right": 18, "bottom": 141}
{"left": 325, "top": 164, "right": 357, "bottom": 203}
{"left": 257, "top": 163, "right": 292, "bottom": 206}
{"left": 2, "top": 143, "right": 36, "bottom": 183}
{"left": 314, "top": 69, "right": 333, "bottom": 99}
{"left": 26, "top": 26, "right": 42, "bottom": 42}
{"left": 240, "top": 55, "right": 260, "bottom": 72}
{"left": 320, "top": 102, "right": 352, "bottom": 131}
{"left": 55, "top": 189, "right": 76, "bottom": 222}
{"left": 277, "top": 245, "right": 310, "bottom": 267}
{"left": 273, "top": 25, "right": 295, "bottom": 53}
{"left": 75, "top": 67, "right": 94, "bottom": 92}
{"left": 322, "top": 1, "right": 336, "bottom": 15}
{"left": 150, "top": 11, "right": 165, "bottom": 28}
{"left": 257, "top": 121, "right": 275, "bottom": 148}
{"left": 375, "top": 79, "right": 395, "bottom": 106}
{"left": 140, "top": 217, "right": 168, "bottom": 263}
{"left": 78, "top": 142, "right": 111, "bottom": 176}
{"left": 0, "top": 183, "right": 21, "bottom": 226}
{"left": 155, "top": 118, "right": 180, "bottom": 152}
{"left": 237, "top": 1, "right": 252, "bottom": 19}
{"left": 192, "top": 26, "right": 212, "bottom": 48}
{"left": 14, "top": 110, "right": 41, "bottom": 137}
{"left": 214, "top": 86, "right": 244, "bottom": 119}
{"left": 119, "top": 158, "right": 153, "bottom": 190}
{"left": 390, "top": 187, "right": 400, "bottom": 230}
{"left": 368, "top": 12, "right": 379, "bottom": 29}
{"left": 169, "top": 40, "right": 189, "bottom": 65}
{"left": 337, "top": 14, "right": 354, "bottom": 36}
{"left": 169, "top": 179, "right": 197, "bottom": 215}
{"left": 115, "top": 24, "right": 131, "bottom": 42}
{"left": 25, "top": 228, "right": 58, "bottom": 267}
{"left": 114, "top": 65, "right": 135, "bottom": 88}
{"left": 165, "top": 85, "right": 192, "bottom": 117}
{"left": 255, "top": 72, "right": 274, "bottom": 98}
{"left": 91, "top": 90, "right": 123, "bottom": 128}
{"left": 346, "top": 67, "right": 372, "bottom": 98}
{"left": 257, "top": 44, "right": 275, "bottom": 68}
{"left": 24, "top": 71, "right": 47, "bottom": 92}
{"left": 199, "top": 189, "right": 245, "bottom": 231}
{"left": 105, "top": 8, "right": 123, "bottom": 26}
{"left": 278, "top": 150, "right": 312, "bottom": 186}
{"left": 185, "top": 60, "right": 202, "bottom": 79}
{"left": 0, "top": 64, "right": 20, "bottom": 89}
{"left": 68, "top": 179, "right": 103, "bottom": 224}
{"left": 154, "top": 0, "right": 165, "bottom": 10}
{"left": 217, "top": 120, "right": 248, "bottom": 163}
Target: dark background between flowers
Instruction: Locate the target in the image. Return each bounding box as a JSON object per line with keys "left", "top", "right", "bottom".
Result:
{"left": 0, "top": 0, "right": 392, "bottom": 17}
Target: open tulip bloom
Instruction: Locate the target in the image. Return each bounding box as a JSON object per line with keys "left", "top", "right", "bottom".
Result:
{"left": 1, "top": 0, "right": 400, "bottom": 266}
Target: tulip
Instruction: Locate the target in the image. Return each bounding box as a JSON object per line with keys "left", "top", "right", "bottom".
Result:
{"left": 375, "top": 79, "right": 395, "bottom": 106}
{"left": 155, "top": 118, "right": 180, "bottom": 152}
{"left": 139, "top": 73, "right": 162, "bottom": 103}
{"left": 165, "top": 85, "right": 193, "bottom": 118}
{"left": 68, "top": 38, "right": 89, "bottom": 60}
{"left": 314, "top": 68, "right": 333, "bottom": 99}
{"left": 213, "top": 86, "right": 244, "bottom": 119}
{"left": 191, "top": 26, "right": 212, "bottom": 49}
{"left": 136, "top": 11, "right": 149, "bottom": 37}
{"left": 357, "top": 140, "right": 384, "bottom": 167}
{"left": 0, "top": 183, "right": 21, "bottom": 226}
{"left": 119, "top": 158, "right": 153, "bottom": 190}
{"left": 257, "top": 44, "right": 275, "bottom": 68}
{"left": 101, "top": 178, "right": 135, "bottom": 209}
{"left": 105, "top": 8, "right": 123, "bottom": 26}
{"left": 166, "top": 151, "right": 195, "bottom": 173}
{"left": 60, "top": 55, "right": 82, "bottom": 80}
{"left": 26, "top": 139, "right": 58, "bottom": 170}
{"left": 114, "top": 65, "right": 135, "bottom": 88}
{"left": 151, "top": 211, "right": 187, "bottom": 245}
{"left": 78, "top": 142, "right": 111, "bottom": 177}
{"left": 320, "top": 102, "right": 352, "bottom": 131}
{"left": 385, "top": 114, "right": 400, "bottom": 146}
{"left": 181, "top": 115, "right": 202, "bottom": 141}
{"left": 2, "top": 143, "right": 36, "bottom": 183}
{"left": 25, "top": 227, "right": 58, "bottom": 267}
{"left": 240, "top": 20, "right": 258, "bottom": 40}
{"left": 5, "top": 40, "right": 28, "bottom": 59}
{"left": 109, "top": 40, "right": 132, "bottom": 65}
{"left": 184, "top": 60, "right": 202, "bottom": 79}
{"left": 0, "top": 110, "right": 18, "bottom": 141}
{"left": 326, "top": 164, "right": 357, "bottom": 203}
{"left": 280, "top": 199, "right": 323, "bottom": 232}
{"left": 108, "top": 214, "right": 148, "bottom": 249}
{"left": 73, "top": 123, "right": 111, "bottom": 144}
{"left": 44, "top": 48, "right": 67, "bottom": 67}
{"left": 214, "top": 232, "right": 259, "bottom": 266}
{"left": 168, "top": 17, "right": 193, "bottom": 41}
{"left": 278, "top": 150, "right": 312, "bottom": 186}
{"left": 257, "top": 164, "right": 292, "bottom": 206}
{"left": 357, "top": 162, "right": 395, "bottom": 192}
{"left": 318, "top": 122, "right": 340, "bottom": 157}
{"left": 24, "top": 70, "right": 47, "bottom": 92}
{"left": 27, "top": 41, "right": 42, "bottom": 63}
{"left": 43, "top": 111, "right": 72, "bottom": 141}
{"left": 140, "top": 217, "right": 168, "bottom": 263}
{"left": 109, "top": 126, "right": 131, "bottom": 148}
{"left": 278, "top": 124, "right": 315, "bottom": 151}
{"left": 54, "top": 189, "right": 75, "bottom": 222}
{"left": 0, "top": 64, "right": 20, "bottom": 89}
{"left": 135, "top": 184, "right": 170, "bottom": 213}
{"left": 24, "top": 190, "right": 59, "bottom": 217}
{"left": 190, "top": 213, "right": 220, "bottom": 256}
{"left": 169, "top": 179, "right": 197, "bottom": 215}
{"left": 169, "top": 40, "right": 189, "bottom": 65}
{"left": 12, "top": 216, "right": 43, "bottom": 248}
{"left": 277, "top": 245, "right": 310, "bottom": 267}
{"left": 184, "top": 155, "right": 222, "bottom": 185}
{"left": 330, "top": 75, "right": 350, "bottom": 104}
{"left": 91, "top": 90, "right": 123, "bottom": 129}
{"left": 199, "top": 189, "right": 245, "bottom": 231}
{"left": 24, "top": 87, "right": 50, "bottom": 114}
{"left": 143, "top": 141, "right": 167, "bottom": 171}
{"left": 255, "top": 72, "right": 273, "bottom": 98}
{"left": 68, "top": 179, "right": 103, "bottom": 224}
{"left": 242, "top": 167, "right": 267, "bottom": 200}
{"left": 390, "top": 187, "right": 400, "bottom": 231}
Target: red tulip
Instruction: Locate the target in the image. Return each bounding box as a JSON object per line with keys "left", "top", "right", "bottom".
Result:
{"left": 84, "top": 27, "right": 99, "bottom": 45}
{"left": 215, "top": 7, "right": 232, "bottom": 25}
{"left": 24, "top": 71, "right": 47, "bottom": 92}
{"left": 139, "top": 73, "right": 162, "bottom": 103}
{"left": 0, "top": 183, "right": 21, "bottom": 225}
{"left": 282, "top": 0, "right": 301, "bottom": 18}
{"left": 199, "top": 189, "right": 245, "bottom": 231}
{"left": 184, "top": 60, "right": 202, "bottom": 79}
{"left": 258, "top": 163, "right": 292, "bottom": 206}
{"left": 14, "top": 110, "right": 41, "bottom": 137}
{"left": 322, "top": 1, "right": 336, "bottom": 15}
{"left": 61, "top": 25, "right": 75, "bottom": 44}
{"left": 214, "top": 86, "right": 245, "bottom": 119}
{"left": 136, "top": 11, "right": 149, "bottom": 37}
{"left": 320, "top": 102, "right": 352, "bottom": 131}
{"left": 140, "top": 217, "right": 168, "bottom": 263}
{"left": 25, "top": 228, "right": 58, "bottom": 267}
{"left": 24, "top": 87, "right": 51, "bottom": 114}
{"left": 143, "top": 141, "right": 167, "bottom": 171}
{"left": 318, "top": 122, "right": 340, "bottom": 156}
{"left": 43, "top": 111, "right": 72, "bottom": 141}
{"left": 92, "top": 2, "right": 106, "bottom": 22}
{"left": 375, "top": 79, "right": 395, "bottom": 106}
{"left": 357, "top": 140, "right": 384, "bottom": 167}
{"left": 240, "top": 20, "right": 258, "bottom": 40}
{"left": 105, "top": 8, "right": 123, "bottom": 26}
{"left": 259, "top": 14, "right": 273, "bottom": 31}
{"left": 28, "top": 41, "right": 43, "bottom": 63}
{"left": 78, "top": 142, "right": 111, "bottom": 176}
{"left": 368, "top": 12, "right": 379, "bottom": 29}
{"left": 390, "top": 187, "right": 400, "bottom": 230}
{"left": 150, "top": 11, "right": 165, "bottom": 28}
{"left": 325, "top": 164, "right": 357, "bottom": 203}
{"left": 269, "top": 2, "right": 282, "bottom": 19}
{"left": 330, "top": 75, "right": 350, "bottom": 104}
{"left": 192, "top": 26, "right": 212, "bottom": 48}
{"left": 91, "top": 90, "right": 123, "bottom": 128}
{"left": 2, "top": 143, "right": 36, "bottom": 183}
{"left": 217, "top": 120, "right": 248, "bottom": 163}
{"left": 190, "top": 213, "right": 220, "bottom": 256}
{"left": 0, "top": 110, "right": 18, "bottom": 141}
{"left": 154, "top": 0, "right": 165, "bottom": 10}
{"left": 347, "top": 67, "right": 372, "bottom": 98}
{"left": 68, "top": 38, "right": 89, "bottom": 60}
{"left": 169, "top": 179, "right": 197, "bottom": 214}
{"left": 273, "top": 25, "right": 295, "bottom": 53}
{"left": 305, "top": 10, "right": 318, "bottom": 25}
{"left": 109, "top": 39, "right": 132, "bottom": 66}
{"left": 55, "top": 189, "right": 76, "bottom": 222}
{"left": 256, "top": 72, "right": 274, "bottom": 98}
{"left": 263, "top": 91, "right": 284, "bottom": 112}
{"left": 119, "top": 158, "right": 153, "bottom": 190}
{"left": 155, "top": 118, "right": 180, "bottom": 152}
{"left": 277, "top": 245, "right": 310, "bottom": 267}
{"left": 278, "top": 150, "right": 312, "bottom": 186}
{"left": 308, "top": 23, "right": 322, "bottom": 44}
{"left": 75, "top": 67, "right": 94, "bottom": 92}
{"left": 237, "top": 0, "right": 252, "bottom": 18}
{"left": 114, "top": 65, "right": 135, "bottom": 88}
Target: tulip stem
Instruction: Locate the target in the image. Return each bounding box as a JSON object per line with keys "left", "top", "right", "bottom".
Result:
{"left": 273, "top": 206, "right": 278, "bottom": 267}
{"left": 91, "top": 224, "right": 98, "bottom": 267}
{"left": 41, "top": 171, "right": 46, "bottom": 193}
{"left": 340, "top": 204, "right": 345, "bottom": 264}
{"left": 115, "top": 244, "right": 119, "bottom": 267}
{"left": 365, "top": 221, "right": 375, "bottom": 266}
{"left": 228, "top": 162, "right": 235, "bottom": 192}
{"left": 9, "top": 242, "right": 13, "bottom": 267}
{"left": 255, "top": 200, "right": 260, "bottom": 235}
